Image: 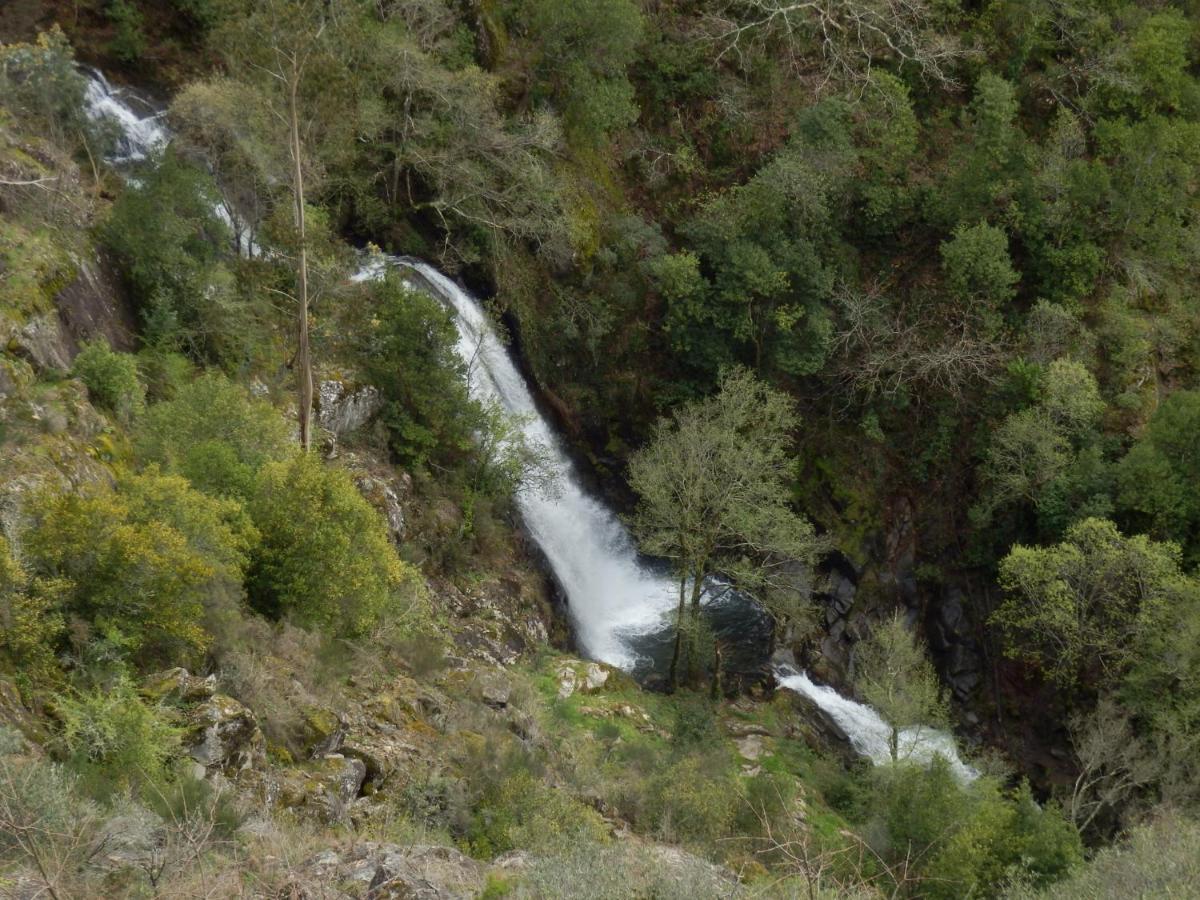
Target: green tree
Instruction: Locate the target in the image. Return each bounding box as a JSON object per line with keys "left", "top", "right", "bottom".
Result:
{"left": 352, "top": 274, "right": 478, "bottom": 469}
{"left": 22, "top": 472, "right": 253, "bottom": 667}
{"left": 994, "top": 518, "right": 1193, "bottom": 689}
{"left": 247, "top": 454, "right": 425, "bottom": 636}
{"left": 1117, "top": 391, "right": 1200, "bottom": 562}
{"left": 101, "top": 150, "right": 246, "bottom": 364}
{"left": 627, "top": 368, "right": 825, "bottom": 688}
{"left": 521, "top": 0, "right": 643, "bottom": 148}
{"left": 853, "top": 610, "right": 948, "bottom": 763}
{"left": 940, "top": 221, "right": 1019, "bottom": 332}
{"left": 136, "top": 372, "right": 291, "bottom": 499}
{"left": 71, "top": 338, "right": 145, "bottom": 425}
{"left": 666, "top": 106, "right": 854, "bottom": 382}
{"left": 210, "top": 0, "right": 359, "bottom": 451}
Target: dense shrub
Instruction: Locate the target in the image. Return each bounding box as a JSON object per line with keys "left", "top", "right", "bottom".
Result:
{"left": 352, "top": 274, "right": 480, "bottom": 470}
{"left": 102, "top": 150, "right": 265, "bottom": 366}
{"left": 72, "top": 338, "right": 145, "bottom": 423}
{"left": 22, "top": 471, "right": 254, "bottom": 667}
{"left": 136, "top": 372, "right": 291, "bottom": 498}
{"left": 247, "top": 454, "right": 425, "bottom": 636}
{"left": 56, "top": 674, "right": 180, "bottom": 793}
{"left": 0, "top": 536, "right": 64, "bottom": 690}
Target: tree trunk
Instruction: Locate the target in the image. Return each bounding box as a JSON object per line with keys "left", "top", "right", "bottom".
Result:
{"left": 710, "top": 643, "right": 723, "bottom": 700}
{"left": 290, "top": 71, "right": 313, "bottom": 453}
{"left": 668, "top": 576, "right": 686, "bottom": 691}
{"left": 685, "top": 565, "right": 705, "bottom": 685}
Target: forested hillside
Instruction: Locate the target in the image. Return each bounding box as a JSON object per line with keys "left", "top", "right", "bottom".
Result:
{"left": 2, "top": 1, "right": 1200, "bottom": 897}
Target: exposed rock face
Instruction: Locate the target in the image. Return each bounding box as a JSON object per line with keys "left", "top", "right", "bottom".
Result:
{"left": 53, "top": 253, "right": 136, "bottom": 354}
{"left": 356, "top": 472, "right": 408, "bottom": 544}
{"left": 927, "top": 586, "right": 984, "bottom": 701}
{"left": 8, "top": 313, "right": 72, "bottom": 374}
{"left": 142, "top": 667, "right": 216, "bottom": 704}
{"left": 318, "top": 379, "right": 383, "bottom": 439}
{"left": 441, "top": 576, "right": 552, "bottom": 667}
{"left": 184, "top": 694, "right": 266, "bottom": 773}
{"left": 555, "top": 660, "right": 614, "bottom": 699}
{"left": 297, "top": 843, "right": 484, "bottom": 899}
{"left": 477, "top": 669, "right": 513, "bottom": 709}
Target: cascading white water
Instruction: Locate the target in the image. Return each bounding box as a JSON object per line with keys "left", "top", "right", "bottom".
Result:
{"left": 775, "top": 664, "right": 977, "bottom": 781}
{"left": 83, "top": 71, "right": 168, "bottom": 162}
{"left": 354, "top": 257, "right": 681, "bottom": 669}
{"left": 84, "top": 69, "right": 974, "bottom": 773}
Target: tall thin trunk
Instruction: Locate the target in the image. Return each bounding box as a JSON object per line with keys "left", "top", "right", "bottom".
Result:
{"left": 668, "top": 575, "right": 686, "bottom": 691}
{"left": 685, "top": 562, "right": 705, "bottom": 685}
{"left": 709, "top": 642, "right": 723, "bottom": 700}
{"left": 290, "top": 70, "right": 313, "bottom": 452}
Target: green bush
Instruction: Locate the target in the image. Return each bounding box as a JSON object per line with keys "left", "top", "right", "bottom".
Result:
{"left": 23, "top": 471, "right": 254, "bottom": 667}
{"left": 247, "top": 454, "right": 425, "bottom": 636}
{"left": 107, "top": 0, "right": 148, "bottom": 63}
{"left": 0, "top": 536, "right": 65, "bottom": 690}
{"left": 56, "top": 673, "right": 180, "bottom": 793}
{"left": 136, "top": 372, "right": 291, "bottom": 498}
{"left": 102, "top": 151, "right": 262, "bottom": 367}
{"left": 1117, "top": 390, "right": 1200, "bottom": 562}
{"left": 860, "top": 761, "right": 1081, "bottom": 899}
{"left": 352, "top": 274, "right": 480, "bottom": 470}
{"left": 72, "top": 338, "right": 145, "bottom": 423}
{"left": 1003, "top": 809, "right": 1200, "bottom": 899}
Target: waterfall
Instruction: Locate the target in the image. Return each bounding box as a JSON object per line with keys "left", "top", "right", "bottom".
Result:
{"left": 83, "top": 70, "right": 168, "bottom": 162}
{"left": 775, "top": 664, "right": 977, "bottom": 781}
{"left": 354, "top": 257, "right": 681, "bottom": 669}
{"left": 84, "top": 69, "right": 973, "bottom": 775}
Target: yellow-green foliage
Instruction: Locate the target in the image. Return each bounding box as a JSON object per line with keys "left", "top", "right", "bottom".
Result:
{"left": 22, "top": 470, "right": 255, "bottom": 668}
{"left": 135, "top": 372, "right": 291, "bottom": 499}
{"left": 72, "top": 338, "right": 146, "bottom": 424}
{"left": 248, "top": 454, "right": 426, "bottom": 636}
{"left": 55, "top": 674, "right": 181, "bottom": 793}
{"left": 0, "top": 536, "right": 65, "bottom": 690}
{"left": 0, "top": 219, "right": 71, "bottom": 323}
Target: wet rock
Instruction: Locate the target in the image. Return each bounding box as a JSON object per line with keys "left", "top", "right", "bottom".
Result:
{"left": 184, "top": 694, "right": 265, "bottom": 773}
{"left": 784, "top": 690, "right": 858, "bottom": 767}
{"left": 825, "top": 568, "right": 856, "bottom": 625}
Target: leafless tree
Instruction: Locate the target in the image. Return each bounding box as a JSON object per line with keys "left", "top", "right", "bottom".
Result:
{"left": 1064, "top": 698, "right": 1159, "bottom": 835}
{"left": 0, "top": 747, "right": 110, "bottom": 900}
{"left": 704, "top": 0, "right": 969, "bottom": 91}
{"left": 829, "top": 282, "right": 1006, "bottom": 406}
